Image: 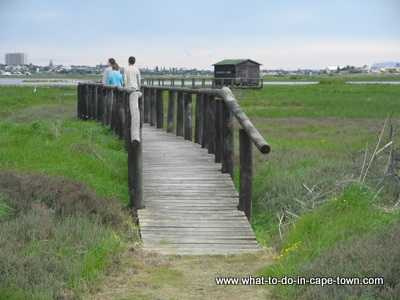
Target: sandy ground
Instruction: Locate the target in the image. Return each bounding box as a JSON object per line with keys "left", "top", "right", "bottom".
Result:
{"left": 87, "top": 244, "right": 274, "bottom": 300}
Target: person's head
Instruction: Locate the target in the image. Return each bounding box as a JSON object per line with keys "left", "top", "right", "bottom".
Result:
{"left": 112, "top": 64, "right": 119, "bottom": 71}
{"left": 128, "top": 56, "right": 136, "bottom": 65}
{"left": 108, "top": 58, "right": 116, "bottom": 66}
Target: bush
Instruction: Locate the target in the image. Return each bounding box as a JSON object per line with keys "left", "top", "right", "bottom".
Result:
{"left": 0, "top": 170, "right": 131, "bottom": 299}
{"left": 262, "top": 183, "right": 400, "bottom": 299}
{"left": 293, "top": 224, "right": 400, "bottom": 300}
{"left": 0, "top": 170, "right": 125, "bottom": 227}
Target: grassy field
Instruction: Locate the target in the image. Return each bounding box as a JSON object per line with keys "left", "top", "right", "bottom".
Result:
{"left": 4, "top": 72, "right": 400, "bottom": 82}
{"left": 262, "top": 73, "right": 400, "bottom": 82}
{"left": 0, "top": 86, "right": 137, "bottom": 299}
{"left": 0, "top": 82, "right": 399, "bottom": 299}
{"left": 234, "top": 81, "right": 400, "bottom": 299}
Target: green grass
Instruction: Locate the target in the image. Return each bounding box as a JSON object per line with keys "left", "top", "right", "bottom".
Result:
{"left": 263, "top": 73, "right": 400, "bottom": 82}
{"left": 0, "top": 120, "right": 129, "bottom": 203}
{"left": 0, "top": 86, "right": 129, "bottom": 204}
{"left": 233, "top": 83, "right": 400, "bottom": 298}
{"left": 0, "top": 85, "right": 75, "bottom": 113}
{"left": 0, "top": 86, "right": 133, "bottom": 299}
{"left": 236, "top": 83, "right": 400, "bottom": 118}
{"left": 260, "top": 184, "right": 399, "bottom": 299}
{"left": 1, "top": 83, "right": 399, "bottom": 299}
{"left": 209, "top": 83, "right": 400, "bottom": 298}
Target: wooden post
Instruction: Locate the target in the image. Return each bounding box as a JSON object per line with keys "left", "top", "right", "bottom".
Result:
{"left": 77, "top": 84, "right": 83, "bottom": 119}
{"left": 92, "top": 85, "right": 98, "bottom": 121}
{"left": 84, "top": 85, "right": 89, "bottom": 120}
{"left": 87, "top": 85, "right": 93, "bottom": 119}
{"left": 201, "top": 94, "right": 208, "bottom": 148}
{"left": 110, "top": 88, "right": 118, "bottom": 133}
{"left": 207, "top": 96, "right": 216, "bottom": 155}
{"left": 129, "top": 92, "right": 142, "bottom": 147}
{"left": 143, "top": 88, "right": 150, "bottom": 124}
{"left": 214, "top": 99, "right": 222, "bottom": 163}
{"left": 126, "top": 95, "right": 143, "bottom": 210}
{"left": 106, "top": 88, "right": 113, "bottom": 126}
{"left": 156, "top": 89, "right": 164, "bottom": 129}
{"left": 117, "top": 90, "right": 126, "bottom": 140}
{"left": 113, "top": 89, "right": 120, "bottom": 136}
{"left": 194, "top": 93, "right": 202, "bottom": 144}
{"left": 176, "top": 92, "right": 184, "bottom": 137}
{"left": 167, "top": 91, "right": 175, "bottom": 132}
{"left": 97, "top": 86, "right": 104, "bottom": 125}
{"left": 239, "top": 129, "right": 253, "bottom": 220}
{"left": 150, "top": 89, "right": 156, "bottom": 126}
{"left": 101, "top": 87, "right": 107, "bottom": 126}
{"left": 221, "top": 101, "right": 234, "bottom": 179}
{"left": 184, "top": 93, "right": 192, "bottom": 141}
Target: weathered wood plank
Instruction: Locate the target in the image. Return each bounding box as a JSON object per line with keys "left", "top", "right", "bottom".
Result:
{"left": 142, "top": 238, "right": 258, "bottom": 245}
{"left": 138, "top": 124, "right": 258, "bottom": 255}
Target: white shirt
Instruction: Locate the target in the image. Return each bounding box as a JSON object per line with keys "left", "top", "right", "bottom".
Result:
{"left": 124, "top": 65, "right": 141, "bottom": 90}
{"left": 102, "top": 66, "right": 112, "bottom": 84}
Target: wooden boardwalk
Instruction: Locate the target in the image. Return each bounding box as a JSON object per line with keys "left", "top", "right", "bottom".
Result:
{"left": 138, "top": 124, "right": 259, "bottom": 255}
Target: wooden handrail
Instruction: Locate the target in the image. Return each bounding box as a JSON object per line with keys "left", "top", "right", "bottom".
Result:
{"left": 77, "top": 82, "right": 144, "bottom": 210}
{"left": 143, "top": 77, "right": 263, "bottom": 89}
{"left": 140, "top": 85, "right": 270, "bottom": 154}
{"left": 77, "top": 82, "right": 270, "bottom": 219}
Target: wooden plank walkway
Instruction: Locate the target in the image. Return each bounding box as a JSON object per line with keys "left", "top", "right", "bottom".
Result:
{"left": 137, "top": 124, "right": 259, "bottom": 255}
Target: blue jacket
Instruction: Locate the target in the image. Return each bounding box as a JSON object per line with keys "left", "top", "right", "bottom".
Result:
{"left": 107, "top": 72, "right": 123, "bottom": 85}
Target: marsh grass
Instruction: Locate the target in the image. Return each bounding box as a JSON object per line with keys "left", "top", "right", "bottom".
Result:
{"left": 232, "top": 84, "right": 400, "bottom": 298}
{"left": 0, "top": 170, "right": 130, "bottom": 299}
{"left": 2, "top": 83, "right": 398, "bottom": 299}
{"left": 0, "top": 86, "right": 75, "bottom": 115}
{"left": 0, "top": 109, "right": 129, "bottom": 204}
{"left": 0, "top": 86, "right": 135, "bottom": 299}
{"left": 238, "top": 83, "right": 400, "bottom": 119}
{"left": 260, "top": 183, "right": 399, "bottom": 298}
{"left": 294, "top": 224, "right": 400, "bottom": 300}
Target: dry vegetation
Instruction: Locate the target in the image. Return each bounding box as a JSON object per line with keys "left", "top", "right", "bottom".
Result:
{"left": 87, "top": 247, "right": 273, "bottom": 300}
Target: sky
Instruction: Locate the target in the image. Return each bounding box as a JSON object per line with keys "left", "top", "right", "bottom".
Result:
{"left": 1, "top": 0, "right": 399, "bottom": 70}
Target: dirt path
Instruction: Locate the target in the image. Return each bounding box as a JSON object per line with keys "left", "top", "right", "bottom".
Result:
{"left": 88, "top": 244, "right": 274, "bottom": 300}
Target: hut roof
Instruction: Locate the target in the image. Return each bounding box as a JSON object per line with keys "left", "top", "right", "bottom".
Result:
{"left": 213, "top": 59, "right": 262, "bottom": 66}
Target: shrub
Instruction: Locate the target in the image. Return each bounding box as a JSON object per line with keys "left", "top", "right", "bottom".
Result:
{"left": 262, "top": 183, "right": 400, "bottom": 298}
{"left": 0, "top": 170, "right": 131, "bottom": 299}
{"left": 292, "top": 223, "right": 400, "bottom": 300}
{"left": 0, "top": 170, "right": 125, "bottom": 227}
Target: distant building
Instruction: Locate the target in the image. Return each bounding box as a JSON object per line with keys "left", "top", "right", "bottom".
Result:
{"left": 5, "top": 53, "right": 28, "bottom": 65}
{"left": 213, "top": 59, "right": 262, "bottom": 87}
{"left": 324, "top": 66, "right": 346, "bottom": 74}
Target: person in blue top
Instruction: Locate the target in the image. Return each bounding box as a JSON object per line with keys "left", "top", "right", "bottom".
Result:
{"left": 107, "top": 64, "right": 123, "bottom": 85}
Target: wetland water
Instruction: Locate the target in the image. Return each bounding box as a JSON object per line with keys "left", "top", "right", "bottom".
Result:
{"left": 1, "top": 78, "right": 399, "bottom": 87}
{"left": 0, "top": 78, "right": 90, "bottom": 86}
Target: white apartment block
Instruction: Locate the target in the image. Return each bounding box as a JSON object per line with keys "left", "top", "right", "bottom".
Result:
{"left": 5, "top": 53, "right": 28, "bottom": 65}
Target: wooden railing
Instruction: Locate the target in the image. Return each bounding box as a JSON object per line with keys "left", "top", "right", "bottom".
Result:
{"left": 77, "top": 83, "right": 270, "bottom": 219}
{"left": 143, "top": 77, "right": 263, "bottom": 89}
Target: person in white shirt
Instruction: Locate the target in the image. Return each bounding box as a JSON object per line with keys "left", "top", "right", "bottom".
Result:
{"left": 124, "top": 56, "right": 141, "bottom": 91}
{"left": 102, "top": 58, "right": 118, "bottom": 84}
